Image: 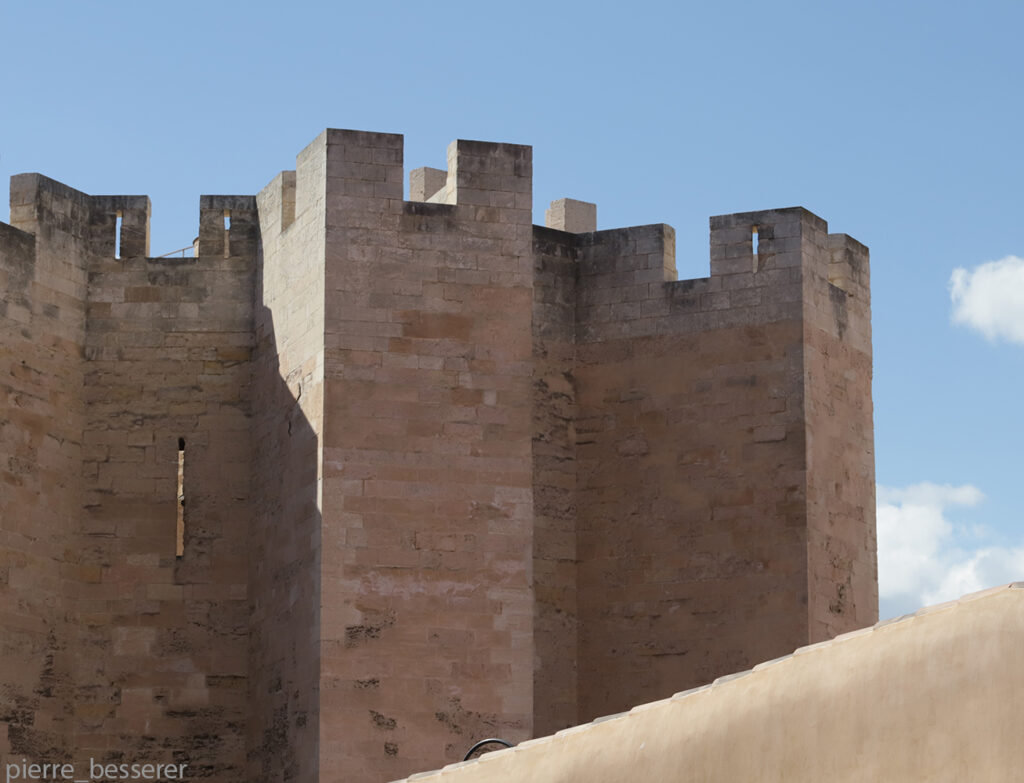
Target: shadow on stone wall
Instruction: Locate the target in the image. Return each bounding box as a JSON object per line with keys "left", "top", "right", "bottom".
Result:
{"left": 248, "top": 302, "right": 322, "bottom": 783}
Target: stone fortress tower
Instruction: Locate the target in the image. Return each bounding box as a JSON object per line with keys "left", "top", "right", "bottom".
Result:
{"left": 0, "top": 129, "right": 876, "bottom": 783}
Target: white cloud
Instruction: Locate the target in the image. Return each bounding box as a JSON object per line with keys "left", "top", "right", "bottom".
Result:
{"left": 878, "top": 482, "right": 984, "bottom": 507}
{"left": 950, "top": 255, "right": 1024, "bottom": 344}
{"left": 877, "top": 482, "right": 1024, "bottom": 619}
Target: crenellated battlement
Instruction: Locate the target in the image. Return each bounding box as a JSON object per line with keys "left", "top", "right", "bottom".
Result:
{"left": 91, "top": 194, "right": 151, "bottom": 258}
{"left": 5, "top": 172, "right": 261, "bottom": 266}
{"left": 196, "top": 194, "right": 258, "bottom": 259}
{"left": 0, "top": 128, "right": 875, "bottom": 783}
{"left": 529, "top": 203, "right": 869, "bottom": 351}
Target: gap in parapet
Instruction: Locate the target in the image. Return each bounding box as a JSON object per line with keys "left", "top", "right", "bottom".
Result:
{"left": 146, "top": 195, "right": 201, "bottom": 260}
{"left": 675, "top": 216, "right": 712, "bottom": 280}
{"left": 403, "top": 136, "right": 449, "bottom": 204}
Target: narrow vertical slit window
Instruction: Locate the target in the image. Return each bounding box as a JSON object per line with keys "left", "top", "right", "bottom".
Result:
{"left": 176, "top": 437, "right": 185, "bottom": 558}
{"left": 223, "top": 209, "right": 231, "bottom": 258}
{"left": 115, "top": 211, "right": 123, "bottom": 259}
{"left": 751, "top": 226, "right": 759, "bottom": 273}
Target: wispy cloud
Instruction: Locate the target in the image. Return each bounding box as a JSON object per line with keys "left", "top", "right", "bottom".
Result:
{"left": 878, "top": 482, "right": 1024, "bottom": 618}
{"left": 950, "top": 255, "right": 1024, "bottom": 344}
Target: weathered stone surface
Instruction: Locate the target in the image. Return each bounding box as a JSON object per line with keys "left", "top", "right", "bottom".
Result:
{"left": 544, "top": 198, "right": 596, "bottom": 234}
{"left": 0, "top": 129, "right": 876, "bottom": 783}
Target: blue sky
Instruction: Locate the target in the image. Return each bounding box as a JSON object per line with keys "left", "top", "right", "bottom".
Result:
{"left": 2, "top": 0, "right": 1021, "bottom": 619}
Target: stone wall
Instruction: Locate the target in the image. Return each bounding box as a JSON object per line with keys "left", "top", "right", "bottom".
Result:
{"left": 526, "top": 207, "right": 876, "bottom": 724}
{"left": 1, "top": 176, "right": 256, "bottom": 781}
{"left": 249, "top": 144, "right": 326, "bottom": 783}
{"left": 804, "top": 230, "right": 876, "bottom": 639}
{"left": 0, "top": 129, "right": 877, "bottom": 783}
{"left": 530, "top": 226, "right": 579, "bottom": 736}
{"left": 317, "top": 132, "right": 536, "bottom": 780}
{"left": 76, "top": 189, "right": 254, "bottom": 780}
{"left": 0, "top": 174, "right": 88, "bottom": 767}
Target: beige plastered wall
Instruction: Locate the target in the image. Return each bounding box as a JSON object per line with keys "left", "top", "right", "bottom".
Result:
{"left": 390, "top": 584, "right": 1024, "bottom": 782}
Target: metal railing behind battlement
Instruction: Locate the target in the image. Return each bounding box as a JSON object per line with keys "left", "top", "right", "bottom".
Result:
{"left": 154, "top": 245, "right": 194, "bottom": 259}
